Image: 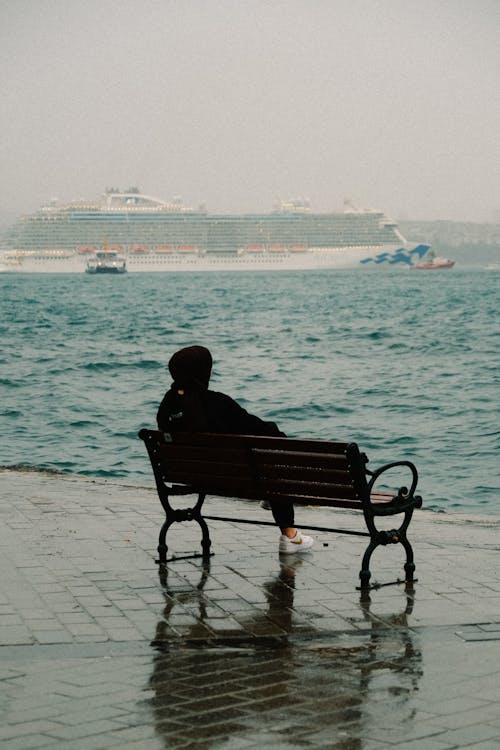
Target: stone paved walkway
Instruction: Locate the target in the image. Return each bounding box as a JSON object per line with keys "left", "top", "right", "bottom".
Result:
{"left": 1, "top": 469, "right": 500, "bottom": 749}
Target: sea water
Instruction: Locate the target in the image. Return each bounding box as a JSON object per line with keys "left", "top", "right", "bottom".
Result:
{"left": 1, "top": 268, "right": 498, "bottom": 515}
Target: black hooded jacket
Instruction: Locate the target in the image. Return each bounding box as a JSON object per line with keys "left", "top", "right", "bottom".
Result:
{"left": 156, "top": 345, "right": 285, "bottom": 437}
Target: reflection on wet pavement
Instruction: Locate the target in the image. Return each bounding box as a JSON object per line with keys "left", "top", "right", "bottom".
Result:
{"left": 148, "top": 560, "right": 422, "bottom": 749}
{"left": 3, "top": 474, "right": 500, "bottom": 748}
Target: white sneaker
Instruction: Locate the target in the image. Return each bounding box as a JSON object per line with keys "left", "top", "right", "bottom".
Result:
{"left": 279, "top": 530, "right": 314, "bottom": 554}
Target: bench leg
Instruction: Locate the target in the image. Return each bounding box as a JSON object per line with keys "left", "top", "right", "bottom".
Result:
{"left": 359, "top": 540, "right": 377, "bottom": 589}
{"left": 156, "top": 493, "right": 213, "bottom": 563}
{"left": 156, "top": 518, "right": 172, "bottom": 564}
{"left": 399, "top": 509, "right": 417, "bottom": 582}
{"left": 402, "top": 537, "right": 416, "bottom": 582}
{"left": 198, "top": 515, "right": 212, "bottom": 558}
{"left": 359, "top": 513, "right": 417, "bottom": 589}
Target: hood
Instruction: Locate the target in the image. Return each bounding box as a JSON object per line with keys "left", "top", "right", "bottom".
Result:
{"left": 168, "top": 345, "right": 213, "bottom": 391}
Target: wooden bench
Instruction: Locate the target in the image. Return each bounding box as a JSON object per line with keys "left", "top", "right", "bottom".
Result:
{"left": 138, "top": 430, "right": 423, "bottom": 589}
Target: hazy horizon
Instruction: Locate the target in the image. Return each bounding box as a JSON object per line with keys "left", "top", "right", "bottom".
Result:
{"left": 1, "top": 0, "right": 499, "bottom": 224}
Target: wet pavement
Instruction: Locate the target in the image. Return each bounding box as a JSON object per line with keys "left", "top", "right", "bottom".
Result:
{"left": 1, "top": 469, "right": 500, "bottom": 749}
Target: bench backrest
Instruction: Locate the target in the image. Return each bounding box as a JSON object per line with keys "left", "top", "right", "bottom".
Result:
{"left": 139, "top": 430, "right": 370, "bottom": 509}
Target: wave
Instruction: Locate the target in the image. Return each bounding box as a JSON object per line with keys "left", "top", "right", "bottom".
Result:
{"left": 82, "top": 359, "right": 163, "bottom": 371}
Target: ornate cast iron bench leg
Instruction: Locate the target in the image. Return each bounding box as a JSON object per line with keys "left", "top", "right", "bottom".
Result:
{"left": 398, "top": 505, "right": 417, "bottom": 582}
{"left": 156, "top": 491, "right": 213, "bottom": 563}
{"left": 359, "top": 459, "right": 422, "bottom": 589}
{"left": 359, "top": 508, "right": 418, "bottom": 590}
{"left": 157, "top": 518, "right": 171, "bottom": 564}
{"left": 359, "top": 540, "right": 377, "bottom": 589}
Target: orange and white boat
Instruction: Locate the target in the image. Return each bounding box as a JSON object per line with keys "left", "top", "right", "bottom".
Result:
{"left": 411, "top": 250, "right": 455, "bottom": 270}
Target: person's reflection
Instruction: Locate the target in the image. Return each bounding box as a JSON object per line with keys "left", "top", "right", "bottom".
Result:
{"left": 244, "top": 556, "right": 301, "bottom": 643}
{"left": 263, "top": 556, "right": 298, "bottom": 627}
{"left": 148, "top": 559, "right": 296, "bottom": 749}
{"left": 147, "top": 563, "right": 422, "bottom": 749}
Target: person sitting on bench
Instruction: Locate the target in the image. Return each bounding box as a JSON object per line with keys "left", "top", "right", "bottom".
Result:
{"left": 156, "top": 345, "right": 314, "bottom": 554}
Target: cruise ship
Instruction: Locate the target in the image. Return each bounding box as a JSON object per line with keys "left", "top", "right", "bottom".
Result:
{"left": 0, "top": 188, "right": 428, "bottom": 272}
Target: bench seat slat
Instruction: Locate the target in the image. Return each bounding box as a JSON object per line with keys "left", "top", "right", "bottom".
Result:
{"left": 257, "top": 465, "right": 352, "bottom": 483}
{"left": 168, "top": 432, "right": 351, "bottom": 454}
{"left": 159, "top": 444, "right": 250, "bottom": 466}
{"left": 261, "top": 478, "right": 358, "bottom": 499}
{"left": 270, "top": 493, "right": 396, "bottom": 508}
{"left": 161, "top": 458, "right": 249, "bottom": 478}
{"left": 168, "top": 483, "right": 362, "bottom": 508}
{"left": 253, "top": 450, "right": 350, "bottom": 471}
{"left": 160, "top": 448, "right": 352, "bottom": 471}
{"left": 266, "top": 493, "right": 363, "bottom": 509}
{"left": 165, "top": 475, "right": 258, "bottom": 499}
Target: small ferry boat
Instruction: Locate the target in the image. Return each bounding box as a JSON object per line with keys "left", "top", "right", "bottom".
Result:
{"left": 85, "top": 245, "right": 127, "bottom": 274}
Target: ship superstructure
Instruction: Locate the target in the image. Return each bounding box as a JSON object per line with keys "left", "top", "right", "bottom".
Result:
{"left": 1, "top": 188, "right": 417, "bottom": 272}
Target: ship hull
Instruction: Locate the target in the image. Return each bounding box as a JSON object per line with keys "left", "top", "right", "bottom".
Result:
{"left": 410, "top": 260, "right": 455, "bottom": 270}
{"left": 85, "top": 266, "right": 127, "bottom": 274}
{"left": 1, "top": 245, "right": 412, "bottom": 273}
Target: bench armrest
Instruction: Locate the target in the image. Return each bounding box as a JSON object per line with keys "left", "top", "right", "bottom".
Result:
{"left": 367, "top": 460, "right": 421, "bottom": 508}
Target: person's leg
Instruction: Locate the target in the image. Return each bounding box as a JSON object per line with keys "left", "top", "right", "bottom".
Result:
{"left": 269, "top": 501, "right": 314, "bottom": 552}
{"left": 269, "top": 500, "right": 294, "bottom": 533}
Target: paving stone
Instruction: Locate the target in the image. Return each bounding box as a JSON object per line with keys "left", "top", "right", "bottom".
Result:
{"left": 0, "top": 720, "right": 64, "bottom": 741}
{"left": 389, "top": 739, "right": 457, "bottom": 749}
{"left": 0, "top": 627, "right": 34, "bottom": 645}
{"left": 437, "top": 725, "right": 500, "bottom": 745}
{"left": 45, "top": 718, "right": 127, "bottom": 740}
{"left": 34, "top": 630, "right": 75, "bottom": 644}
{"left": 1, "top": 735, "right": 56, "bottom": 750}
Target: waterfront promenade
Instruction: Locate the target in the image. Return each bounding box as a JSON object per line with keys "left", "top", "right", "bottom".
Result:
{"left": 1, "top": 469, "right": 500, "bottom": 749}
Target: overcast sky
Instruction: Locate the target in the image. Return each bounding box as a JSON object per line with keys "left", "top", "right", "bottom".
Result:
{"left": 1, "top": 0, "right": 499, "bottom": 222}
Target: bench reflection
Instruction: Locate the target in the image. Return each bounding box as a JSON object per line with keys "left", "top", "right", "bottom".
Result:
{"left": 147, "top": 562, "right": 422, "bottom": 749}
